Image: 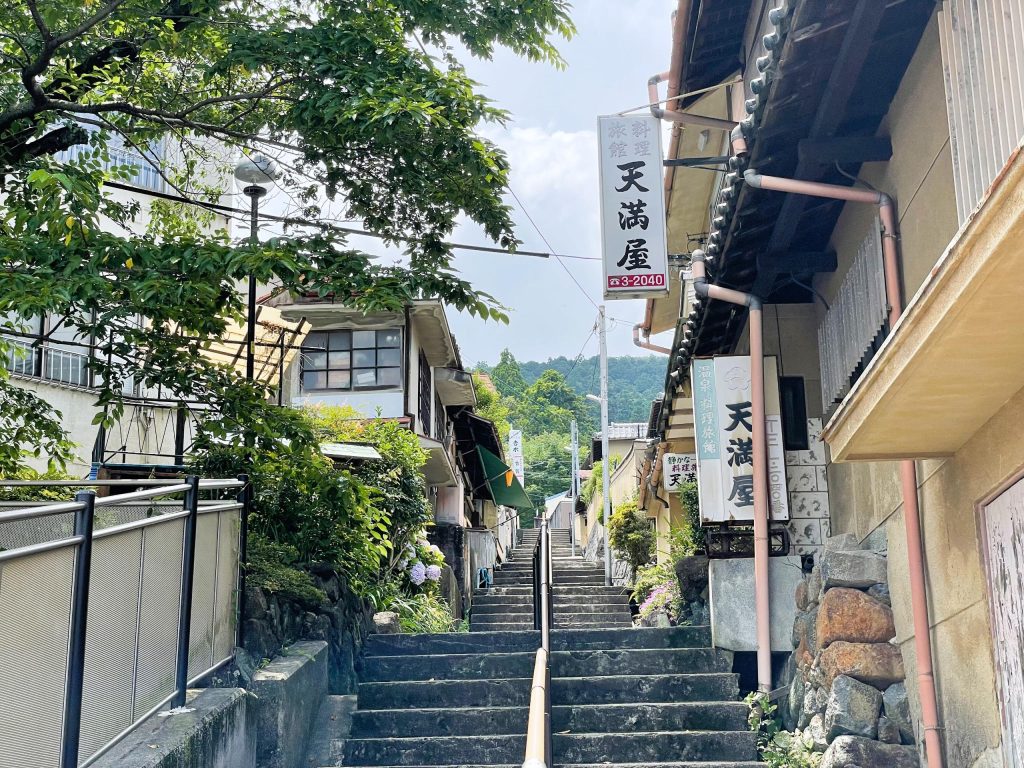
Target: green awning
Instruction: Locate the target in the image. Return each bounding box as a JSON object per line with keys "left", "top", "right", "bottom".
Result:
{"left": 476, "top": 446, "right": 534, "bottom": 511}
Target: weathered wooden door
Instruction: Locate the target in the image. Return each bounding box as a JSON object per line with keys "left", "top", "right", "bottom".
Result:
{"left": 981, "top": 476, "right": 1024, "bottom": 767}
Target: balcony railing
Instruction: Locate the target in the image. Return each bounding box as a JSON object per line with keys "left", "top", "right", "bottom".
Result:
{"left": 4, "top": 338, "right": 92, "bottom": 388}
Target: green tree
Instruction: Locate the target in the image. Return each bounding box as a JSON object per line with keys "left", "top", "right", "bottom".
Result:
{"left": 0, "top": 0, "right": 574, "bottom": 471}
{"left": 473, "top": 373, "right": 511, "bottom": 443}
{"left": 490, "top": 349, "right": 528, "bottom": 398}
{"left": 522, "top": 430, "right": 571, "bottom": 507}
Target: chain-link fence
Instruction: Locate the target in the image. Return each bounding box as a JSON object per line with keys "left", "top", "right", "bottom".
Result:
{"left": 0, "top": 477, "right": 249, "bottom": 768}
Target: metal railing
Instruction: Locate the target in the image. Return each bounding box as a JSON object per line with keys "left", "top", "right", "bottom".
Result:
{"left": 524, "top": 512, "right": 553, "bottom": 768}
{"left": 0, "top": 476, "right": 249, "bottom": 768}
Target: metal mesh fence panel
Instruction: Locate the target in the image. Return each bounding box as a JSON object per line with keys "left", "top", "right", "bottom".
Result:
{"left": 187, "top": 514, "right": 219, "bottom": 679}
{"left": 213, "top": 507, "right": 241, "bottom": 663}
{"left": 78, "top": 529, "right": 144, "bottom": 762}
{"left": 0, "top": 544, "right": 76, "bottom": 768}
{"left": 0, "top": 502, "right": 181, "bottom": 551}
{"left": 134, "top": 519, "right": 184, "bottom": 719}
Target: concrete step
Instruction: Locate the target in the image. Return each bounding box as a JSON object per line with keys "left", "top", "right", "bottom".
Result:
{"left": 350, "top": 706, "right": 528, "bottom": 738}
{"left": 552, "top": 648, "right": 732, "bottom": 677}
{"left": 360, "top": 647, "right": 731, "bottom": 683}
{"left": 476, "top": 587, "right": 532, "bottom": 596}
{"left": 554, "top": 617, "right": 633, "bottom": 629}
{"left": 552, "top": 702, "right": 748, "bottom": 733}
{"left": 365, "top": 630, "right": 539, "bottom": 657}
{"left": 554, "top": 596, "right": 630, "bottom": 607}
{"left": 360, "top": 652, "right": 535, "bottom": 682}
{"left": 364, "top": 626, "right": 711, "bottom": 657}
{"left": 471, "top": 595, "right": 532, "bottom": 606}
{"left": 471, "top": 607, "right": 532, "bottom": 617}
{"left": 343, "top": 734, "right": 525, "bottom": 765}
{"left": 552, "top": 604, "right": 631, "bottom": 615}
{"left": 470, "top": 622, "right": 535, "bottom": 632}
{"left": 357, "top": 678, "right": 531, "bottom": 710}
{"left": 553, "top": 731, "right": 759, "bottom": 763}
{"left": 551, "top": 673, "right": 739, "bottom": 705}
{"left": 329, "top": 764, "right": 761, "bottom": 768}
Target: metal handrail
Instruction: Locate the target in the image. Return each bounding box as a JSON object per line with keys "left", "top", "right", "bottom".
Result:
{"left": 524, "top": 513, "right": 553, "bottom": 768}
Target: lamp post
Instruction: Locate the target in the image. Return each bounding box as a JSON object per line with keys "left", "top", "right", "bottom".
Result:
{"left": 233, "top": 153, "right": 280, "bottom": 381}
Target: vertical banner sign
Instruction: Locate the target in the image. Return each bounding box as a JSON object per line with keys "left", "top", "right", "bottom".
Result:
{"left": 598, "top": 115, "right": 669, "bottom": 300}
{"left": 508, "top": 429, "right": 525, "bottom": 487}
{"left": 663, "top": 453, "right": 698, "bottom": 492}
{"left": 690, "top": 356, "right": 789, "bottom": 524}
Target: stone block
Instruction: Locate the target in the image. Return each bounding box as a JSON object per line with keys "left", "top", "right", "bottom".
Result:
{"left": 820, "top": 735, "right": 920, "bottom": 768}
{"left": 878, "top": 715, "right": 902, "bottom": 744}
{"left": 807, "top": 568, "right": 823, "bottom": 605}
{"left": 824, "top": 533, "right": 860, "bottom": 552}
{"left": 883, "top": 681, "right": 914, "bottom": 744}
{"left": 824, "top": 675, "right": 882, "bottom": 741}
{"left": 817, "top": 587, "right": 895, "bottom": 648}
{"left": 708, "top": 556, "right": 803, "bottom": 652}
{"left": 819, "top": 641, "right": 906, "bottom": 690}
{"left": 821, "top": 548, "right": 887, "bottom": 589}
{"left": 675, "top": 555, "right": 709, "bottom": 602}
{"left": 867, "top": 582, "right": 891, "bottom": 606}
{"left": 373, "top": 611, "right": 400, "bottom": 634}
{"left": 795, "top": 580, "right": 809, "bottom": 611}
{"left": 806, "top": 713, "right": 828, "bottom": 752}
{"left": 785, "top": 668, "right": 804, "bottom": 732}
{"left": 251, "top": 641, "right": 328, "bottom": 768}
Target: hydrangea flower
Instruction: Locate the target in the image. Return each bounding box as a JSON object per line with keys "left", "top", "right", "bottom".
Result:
{"left": 409, "top": 561, "right": 427, "bottom": 585}
{"left": 425, "top": 564, "right": 442, "bottom": 582}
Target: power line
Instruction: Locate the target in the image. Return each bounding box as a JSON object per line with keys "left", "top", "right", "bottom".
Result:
{"left": 506, "top": 185, "right": 601, "bottom": 310}
{"left": 103, "top": 179, "right": 599, "bottom": 261}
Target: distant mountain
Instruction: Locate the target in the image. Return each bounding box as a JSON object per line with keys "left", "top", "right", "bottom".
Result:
{"left": 483, "top": 354, "right": 666, "bottom": 426}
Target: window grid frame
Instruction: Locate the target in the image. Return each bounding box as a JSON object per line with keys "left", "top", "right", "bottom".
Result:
{"left": 300, "top": 328, "right": 403, "bottom": 393}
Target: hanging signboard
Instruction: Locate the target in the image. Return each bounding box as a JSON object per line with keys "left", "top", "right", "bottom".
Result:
{"left": 508, "top": 428, "right": 525, "bottom": 487}
{"left": 690, "top": 355, "right": 789, "bottom": 524}
{"left": 597, "top": 114, "right": 669, "bottom": 300}
{"left": 663, "top": 453, "right": 698, "bottom": 492}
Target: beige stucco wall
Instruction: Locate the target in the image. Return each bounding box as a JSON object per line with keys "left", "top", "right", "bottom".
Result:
{"left": 815, "top": 17, "right": 1003, "bottom": 767}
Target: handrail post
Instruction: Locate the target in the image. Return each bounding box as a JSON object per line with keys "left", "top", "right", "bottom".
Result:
{"left": 235, "top": 473, "right": 251, "bottom": 648}
{"left": 61, "top": 491, "right": 96, "bottom": 768}
{"left": 173, "top": 475, "right": 200, "bottom": 708}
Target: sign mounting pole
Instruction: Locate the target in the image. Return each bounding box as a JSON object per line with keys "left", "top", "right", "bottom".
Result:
{"left": 598, "top": 306, "right": 612, "bottom": 586}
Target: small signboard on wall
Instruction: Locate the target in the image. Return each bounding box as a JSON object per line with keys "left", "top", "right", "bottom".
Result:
{"left": 690, "top": 355, "right": 789, "bottom": 524}
{"left": 662, "top": 453, "right": 697, "bottom": 492}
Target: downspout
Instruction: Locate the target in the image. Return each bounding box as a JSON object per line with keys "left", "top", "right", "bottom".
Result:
{"left": 633, "top": 323, "right": 671, "bottom": 354}
{"left": 690, "top": 249, "right": 772, "bottom": 694}
{"left": 741, "top": 166, "right": 944, "bottom": 768}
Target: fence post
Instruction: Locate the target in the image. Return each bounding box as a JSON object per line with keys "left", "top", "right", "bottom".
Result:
{"left": 235, "top": 473, "right": 250, "bottom": 649}
{"left": 173, "top": 475, "right": 200, "bottom": 708}
{"left": 61, "top": 491, "right": 96, "bottom": 768}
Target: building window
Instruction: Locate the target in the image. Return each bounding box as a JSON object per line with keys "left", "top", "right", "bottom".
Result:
{"left": 300, "top": 329, "right": 402, "bottom": 392}
{"left": 779, "top": 376, "right": 809, "bottom": 451}
{"left": 418, "top": 350, "right": 431, "bottom": 433}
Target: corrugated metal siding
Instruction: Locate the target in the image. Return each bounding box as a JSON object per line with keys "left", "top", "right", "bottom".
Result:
{"left": 939, "top": 0, "right": 1024, "bottom": 223}
{"left": 818, "top": 219, "right": 888, "bottom": 408}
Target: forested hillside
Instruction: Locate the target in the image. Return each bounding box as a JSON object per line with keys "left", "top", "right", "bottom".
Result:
{"left": 474, "top": 350, "right": 666, "bottom": 522}
{"left": 486, "top": 353, "right": 665, "bottom": 424}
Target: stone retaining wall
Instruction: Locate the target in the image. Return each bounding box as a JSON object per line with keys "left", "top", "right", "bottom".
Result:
{"left": 785, "top": 534, "right": 920, "bottom": 767}
{"left": 242, "top": 568, "right": 375, "bottom": 695}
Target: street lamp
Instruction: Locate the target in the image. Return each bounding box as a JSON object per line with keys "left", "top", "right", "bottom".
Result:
{"left": 233, "top": 153, "right": 280, "bottom": 381}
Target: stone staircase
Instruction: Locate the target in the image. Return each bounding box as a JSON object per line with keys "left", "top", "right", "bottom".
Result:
{"left": 472, "top": 528, "right": 632, "bottom": 632}
{"left": 321, "top": 527, "right": 759, "bottom": 767}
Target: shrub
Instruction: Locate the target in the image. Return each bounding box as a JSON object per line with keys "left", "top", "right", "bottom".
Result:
{"left": 679, "top": 481, "right": 705, "bottom": 553}
{"left": 392, "top": 592, "right": 461, "bottom": 634}
{"left": 246, "top": 536, "right": 325, "bottom": 608}
{"left": 608, "top": 498, "right": 656, "bottom": 576}
{"left": 632, "top": 561, "right": 683, "bottom": 622}
{"left": 745, "top": 692, "right": 821, "bottom": 768}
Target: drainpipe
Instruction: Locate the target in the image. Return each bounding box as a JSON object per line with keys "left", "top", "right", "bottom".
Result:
{"left": 690, "top": 249, "right": 772, "bottom": 694}
{"left": 633, "top": 322, "right": 671, "bottom": 354}
{"left": 741, "top": 167, "right": 944, "bottom": 768}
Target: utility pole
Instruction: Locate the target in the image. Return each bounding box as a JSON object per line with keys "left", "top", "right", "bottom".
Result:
{"left": 598, "top": 306, "right": 612, "bottom": 586}
{"left": 569, "top": 419, "right": 579, "bottom": 556}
